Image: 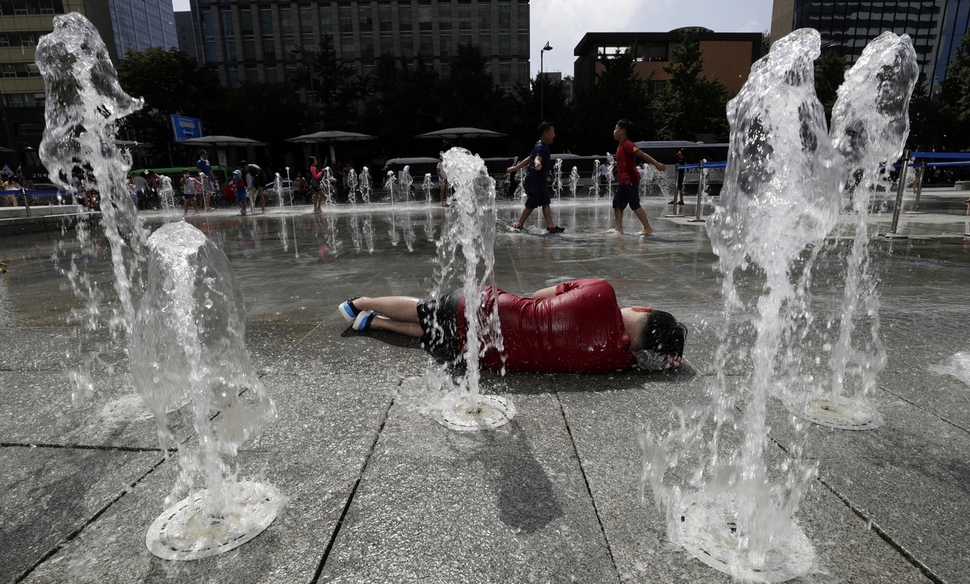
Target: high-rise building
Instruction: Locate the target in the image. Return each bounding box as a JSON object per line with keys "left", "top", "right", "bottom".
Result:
{"left": 186, "top": 0, "right": 531, "bottom": 91}
{"left": 771, "top": 0, "right": 970, "bottom": 92}
{"left": 0, "top": 0, "right": 177, "bottom": 152}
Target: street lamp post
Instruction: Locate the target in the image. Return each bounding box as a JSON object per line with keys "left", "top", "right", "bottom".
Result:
{"left": 540, "top": 41, "right": 552, "bottom": 122}
{"left": 292, "top": 47, "right": 317, "bottom": 130}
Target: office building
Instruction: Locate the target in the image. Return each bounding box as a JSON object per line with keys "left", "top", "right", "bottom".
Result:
{"left": 572, "top": 29, "right": 763, "bottom": 96}
{"left": 187, "top": 0, "right": 531, "bottom": 91}
{"left": 0, "top": 0, "right": 177, "bottom": 152}
{"left": 771, "top": 0, "right": 970, "bottom": 92}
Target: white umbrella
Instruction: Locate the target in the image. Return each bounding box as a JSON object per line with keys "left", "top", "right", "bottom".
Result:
{"left": 415, "top": 127, "right": 506, "bottom": 141}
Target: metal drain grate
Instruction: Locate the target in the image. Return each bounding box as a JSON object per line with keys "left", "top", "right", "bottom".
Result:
{"left": 146, "top": 481, "right": 283, "bottom": 560}
{"left": 432, "top": 394, "right": 516, "bottom": 432}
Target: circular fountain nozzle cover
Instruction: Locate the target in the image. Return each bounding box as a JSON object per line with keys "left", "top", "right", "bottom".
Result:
{"left": 433, "top": 394, "right": 515, "bottom": 432}
{"left": 784, "top": 397, "right": 884, "bottom": 430}
{"left": 677, "top": 492, "right": 815, "bottom": 583}
{"left": 146, "top": 481, "right": 283, "bottom": 560}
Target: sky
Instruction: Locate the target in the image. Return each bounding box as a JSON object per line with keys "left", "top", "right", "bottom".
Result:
{"left": 170, "top": 0, "right": 774, "bottom": 76}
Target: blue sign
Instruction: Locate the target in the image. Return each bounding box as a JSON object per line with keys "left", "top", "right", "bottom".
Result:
{"left": 170, "top": 114, "right": 203, "bottom": 141}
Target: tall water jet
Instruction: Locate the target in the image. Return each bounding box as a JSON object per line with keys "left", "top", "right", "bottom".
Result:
{"left": 131, "top": 221, "right": 282, "bottom": 560}
{"left": 401, "top": 165, "right": 413, "bottom": 204}
{"left": 359, "top": 166, "right": 372, "bottom": 204}
{"left": 347, "top": 168, "right": 358, "bottom": 206}
{"left": 552, "top": 158, "right": 563, "bottom": 199}
{"left": 385, "top": 170, "right": 397, "bottom": 204}
{"left": 321, "top": 166, "right": 336, "bottom": 208}
{"left": 274, "top": 172, "right": 284, "bottom": 207}
{"left": 430, "top": 147, "right": 513, "bottom": 432}
{"left": 591, "top": 160, "right": 601, "bottom": 197}
{"left": 569, "top": 166, "right": 579, "bottom": 198}
{"left": 37, "top": 12, "right": 149, "bottom": 403}
{"left": 158, "top": 176, "right": 176, "bottom": 213}
{"left": 642, "top": 29, "right": 843, "bottom": 581}
{"left": 38, "top": 13, "right": 282, "bottom": 560}
{"left": 514, "top": 167, "right": 526, "bottom": 199}
{"left": 423, "top": 172, "right": 433, "bottom": 203}
{"left": 783, "top": 32, "right": 917, "bottom": 430}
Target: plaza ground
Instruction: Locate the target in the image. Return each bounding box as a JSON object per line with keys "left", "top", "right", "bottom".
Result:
{"left": 0, "top": 191, "right": 968, "bottom": 583}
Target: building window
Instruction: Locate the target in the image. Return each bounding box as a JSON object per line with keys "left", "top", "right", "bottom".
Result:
{"left": 224, "top": 39, "right": 237, "bottom": 62}
{"left": 263, "top": 38, "right": 277, "bottom": 60}
{"left": 418, "top": 2, "right": 432, "bottom": 31}
{"left": 259, "top": 9, "right": 273, "bottom": 34}
{"left": 299, "top": 5, "right": 313, "bottom": 28}
{"left": 438, "top": 3, "right": 451, "bottom": 30}
{"left": 240, "top": 9, "right": 253, "bottom": 34}
{"left": 246, "top": 66, "right": 259, "bottom": 83}
{"left": 516, "top": 3, "right": 527, "bottom": 30}
{"left": 399, "top": 4, "right": 412, "bottom": 28}
{"left": 227, "top": 68, "right": 240, "bottom": 88}
{"left": 319, "top": 5, "right": 332, "bottom": 30}
{"left": 243, "top": 39, "right": 256, "bottom": 60}
{"left": 265, "top": 66, "right": 278, "bottom": 84}
{"left": 280, "top": 8, "right": 293, "bottom": 32}
{"left": 419, "top": 34, "right": 433, "bottom": 58}
{"left": 498, "top": 2, "right": 510, "bottom": 29}
{"left": 499, "top": 34, "right": 511, "bottom": 56}
{"left": 339, "top": 5, "right": 353, "bottom": 33}
{"left": 517, "top": 38, "right": 527, "bottom": 55}
{"left": 220, "top": 9, "right": 233, "bottom": 36}
{"left": 379, "top": 2, "right": 392, "bottom": 32}
{"left": 440, "top": 36, "right": 453, "bottom": 58}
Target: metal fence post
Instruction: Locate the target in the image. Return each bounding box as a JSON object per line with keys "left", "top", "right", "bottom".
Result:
{"left": 884, "top": 150, "right": 910, "bottom": 239}
{"left": 688, "top": 160, "right": 706, "bottom": 223}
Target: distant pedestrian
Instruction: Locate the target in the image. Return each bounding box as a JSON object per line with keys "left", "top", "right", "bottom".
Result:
{"left": 507, "top": 122, "right": 564, "bottom": 233}
{"left": 670, "top": 149, "right": 686, "bottom": 205}
{"left": 437, "top": 156, "right": 450, "bottom": 204}
{"left": 609, "top": 119, "right": 666, "bottom": 236}
{"left": 232, "top": 169, "right": 247, "bottom": 215}
{"left": 309, "top": 156, "right": 325, "bottom": 213}
{"left": 240, "top": 160, "right": 267, "bottom": 213}
{"left": 196, "top": 150, "right": 214, "bottom": 211}
{"left": 180, "top": 169, "right": 200, "bottom": 215}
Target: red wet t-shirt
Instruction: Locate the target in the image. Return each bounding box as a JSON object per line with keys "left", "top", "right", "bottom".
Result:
{"left": 457, "top": 279, "right": 634, "bottom": 373}
{"left": 615, "top": 139, "right": 641, "bottom": 185}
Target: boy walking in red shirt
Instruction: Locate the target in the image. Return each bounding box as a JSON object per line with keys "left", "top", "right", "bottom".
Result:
{"left": 610, "top": 119, "right": 666, "bottom": 236}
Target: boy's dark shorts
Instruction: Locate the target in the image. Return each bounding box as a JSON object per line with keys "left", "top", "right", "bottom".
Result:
{"left": 524, "top": 187, "right": 551, "bottom": 209}
{"left": 612, "top": 183, "right": 642, "bottom": 210}
{"left": 416, "top": 289, "right": 462, "bottom": 362}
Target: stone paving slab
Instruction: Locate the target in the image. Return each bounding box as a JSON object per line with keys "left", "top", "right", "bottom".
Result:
{"left": 1, "top": 202, "right": 968, "bottom": 583}
{"left": 0, "top": 447, "right": 162, "bottom": 583}
{"left": 316, "top": 388, "right": 619, "bottom": 583}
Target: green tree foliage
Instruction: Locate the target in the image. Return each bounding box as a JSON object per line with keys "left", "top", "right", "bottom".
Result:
{"left": 440, "top": 44, "right": 509, "bottom": 131}
{"left": 507, "top": 75, "right": 572, "bottom": 154}
{"left": 116, "top": 47, "right": 222, "bottom": 157}
{"left": 655, "top": 30, "right": 729, "bottom": 141}
{"left": 941, "top": 30, "right": 970, "bottom": 125}
{"left": 362, "top": 53, "right": 443, "bottom": 157}
{"left": 814, "top": 49, "right": 846, "bottom": 122}
{"left": 909, "top": 73, "right": 961, "bottom": 152}
{"left": 296, "top": 36, "right": 365, "bottom": 130}
{"left": 572, "top": 45, "right": 655, "bottom": 154}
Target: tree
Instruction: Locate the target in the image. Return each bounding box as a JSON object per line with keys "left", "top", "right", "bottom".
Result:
{"left": 292, "top": 36, "right": 365, "bottom": 131}
{"left": 814, "top": 49, "right": 846, "bottom": 122}
{"left": 116, "top": 48, "right": 223, "bottom": 165}
{"left": 655, "top": 30, "right": 729, "bottom": 142}
{"left": 440, "top": 44, "right": 509, "bottom": 131}
{"left": 572, "top": 45, "right": 655, "bottom": 154}
{"left": 362, "top": 53, "right": 443, "bottom": 157}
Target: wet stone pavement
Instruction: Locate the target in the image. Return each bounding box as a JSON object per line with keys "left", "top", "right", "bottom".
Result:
{"left": 0, "top": 196, "right": 968, "bottom": 583}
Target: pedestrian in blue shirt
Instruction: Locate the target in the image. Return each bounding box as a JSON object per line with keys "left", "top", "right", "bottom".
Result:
{"left": 506, "top": 122, "right": 564, "bottom": 233}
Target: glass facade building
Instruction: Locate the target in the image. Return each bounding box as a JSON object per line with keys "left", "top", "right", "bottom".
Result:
{"left": 772, "top": 0, "right": 970, "bottom": 92}
{"left": 187, "top": 0, "right": 531, "bottom": 91}
{"left": 108, "top": 0, "right": 178, "bottom": 58}
{"left": 0, "top": 0, "right": 175, "bottom": 152}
